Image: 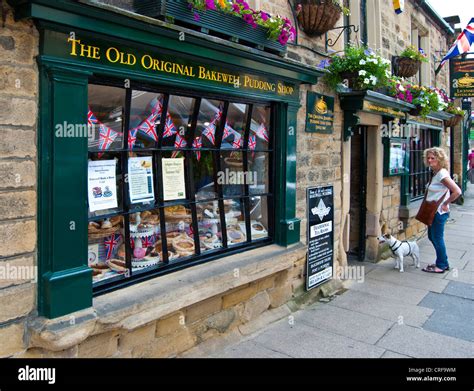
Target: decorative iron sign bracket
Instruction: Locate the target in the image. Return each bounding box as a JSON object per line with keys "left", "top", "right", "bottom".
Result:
{"left": 325, "top": 25, "right": 359, "bottom": 50}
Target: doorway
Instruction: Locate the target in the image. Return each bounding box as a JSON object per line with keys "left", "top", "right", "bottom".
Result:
{"left": 348, "top": 126, "right": 367, "bottom": 261}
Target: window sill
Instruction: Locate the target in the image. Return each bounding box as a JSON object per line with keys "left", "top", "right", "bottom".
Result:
{"left": 399, "top": 199, "right": 423, "bottom": 219}
{"left": 28, "top": 242, "right": 307, "bottom": 351}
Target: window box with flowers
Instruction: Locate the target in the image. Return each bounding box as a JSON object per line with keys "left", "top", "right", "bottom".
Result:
{"left": 443, "top": 103, "right": 464, "bottom": 127}
{"left": 323, "top": 45, "right": 391, "bottom": 91}
{"left": 133, "top": 0, "right": 295, "bottom": 54}
{"left": 392, "top": 45, "right": 428, "bottom": 78}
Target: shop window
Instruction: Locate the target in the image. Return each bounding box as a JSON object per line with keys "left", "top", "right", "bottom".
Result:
{"left": 408, "top": 128, "right": 439, "bottom": 200}
{"left": 87, "top": 82, "right": 273, "bottom": 289}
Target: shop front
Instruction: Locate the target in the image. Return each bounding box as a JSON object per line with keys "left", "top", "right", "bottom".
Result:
{"left": 4, "top": 0, "right": 330, "bottom": 357}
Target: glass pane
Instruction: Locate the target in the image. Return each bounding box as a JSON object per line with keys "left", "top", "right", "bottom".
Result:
{"left": 88, "top": 84, "right": 125, "bottom": 151}
{"left": 127, "top": 152, "right": 156, "bottom": 209}
{"left": 249, "top": 196, "right": 269, "bottom": 240}
{"left": 196, "top": 99, "right": 224, "bottom": 148}
{"left": 192, "top": 151, "right": 217, "bottom": 198}
{"left": 197, "top": 201, "right": 223, "bottom": 253}
{"left": 221, "top": 102, "right": 248, "bottom": 149}
{"left": 220, "top": 151, "right": 245, "bottom": 197}
{"left": 248, "top": 152, "right": 269, "bottom": 195}
{"left": 129, "top": 209, "right": 162, "bottom": 271}
{"left": 162, "top": 95, "right": 196, "bottom": 148}
{"left": 88, "top": 215, "right": 127, "bottom": 284}
{"left": 164, "top": 204, "right": 195, "bottom": 259}
{"left": 129, "top": 91, "right": 164, "bottom": 149}
{"left": 88, "top": 154, "right": 123, "bottom": 218}
{"left": 249, "top": 105, "right": 270, "bottom": 150}
{"left": 224, "top": 198, "right": 247, "bottom": 245}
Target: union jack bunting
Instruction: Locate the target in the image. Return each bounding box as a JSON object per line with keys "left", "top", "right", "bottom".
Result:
{"left": 163, "top": 114, "right": 178, "bottom": 138}
{"left": 151, "top": 96, "right": 163, "bottom": 115}
{"left": 255, "top": 123, "right": 269, "bottom": 142}
{"left": 192, "top": 136, "right": 203, "bottom": 161}
{"left": 104, "top": 233, "right": 122, "bottom": 260}
{"left": 128, "top": 127, "right": 138, "bottom": 150}
{"left": 171, "top": 133, "right": 187, "bottom": 158}
{"left": 222, "top": 121, "right": 233, "bottom": 140}
{"left": 248, "top": 134, "right": 256, "bottom": 157}
{"left": 136, "top": 111, "right": 159, "bottom": 141}
{"left": 141, "top": 235, "right": 155, "bottom": 248}
{"left": 436, "top": 18, "right": 474, "bottom": 74}
{"left": 231, "top": 133, "right": 243, "bottom": 149}
{"left": 87, "top": 108, "right": 99, "bottom": 127}
{"left": 202, "top": 122, "right": 216, "bottom": 145}
{"left": 98, "top": 123, "right": 120, "bottom": 157}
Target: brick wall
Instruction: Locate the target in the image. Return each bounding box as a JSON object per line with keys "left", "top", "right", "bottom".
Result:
{"left": 0, "top": 0, "right": 39, "bottom": 356}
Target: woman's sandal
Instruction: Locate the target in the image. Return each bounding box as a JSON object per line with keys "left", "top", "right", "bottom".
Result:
{"left": 422, "top": 265, "right": 446, "bottom": 273}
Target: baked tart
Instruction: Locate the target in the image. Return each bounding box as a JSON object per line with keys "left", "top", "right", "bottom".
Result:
{"left": 172, "top": 236, "right": 195, "bottom": 256}
{"left": 106, "top": 258, "right": 127, "bottom": 273}
{"left": 227, "top": 227, "right": 246, "bottom": 244}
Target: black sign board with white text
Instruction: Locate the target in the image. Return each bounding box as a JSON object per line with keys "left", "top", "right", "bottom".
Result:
{"left": 306, "top": 185, "right": 334, "bottom": 290}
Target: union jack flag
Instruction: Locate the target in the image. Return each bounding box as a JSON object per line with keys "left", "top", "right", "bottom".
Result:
{"left": 163, "top": 114, "right": 178, "bottom": 138}
{"left": 171, "top": 133, "right": 187, "bottom": 158}
{"left": 223, "top": 122, "right": 233, "bottom": 140}
{"left": 128, "top": 127, "right": 138, "bottom": 150}
{"left": 231, "top": 133, "right": 243, "bottom": 149}
{"left": 437, "top": 18, "right": 474, "bottom": 73}
{"left": 104, "top": 233, "right": 122, "bottom": 260}
{"left": 202, "top": 122, "right": 216, "bottom": 145}
{"left": 137, "top": 111, "right": 159, "bottom": 141}
{"left": 193, "top": 136, "right": 203, "bottom": 161}
{"left": 98, "top": 124, "right": 120, "bottom": 157}
{"left": 151, "top": 96, "right": 163, "bottom": 115}
{"left": 255, "top": 123, "right": 269, "bottom": 142}
{"left": 248, "top": 134, "right": 256, "bottom": 157}
{"left": 141, "top": 235, "right": 155, "bottom": 248}
{"left": 87, "top": 108, "right": 99, "bottom": 127}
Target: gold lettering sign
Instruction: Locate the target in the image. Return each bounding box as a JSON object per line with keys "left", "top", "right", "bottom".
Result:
{"left": 363, "top": 102, "right": 404, "bottom": 118}
{"left": 66, "top": 37, "right": 295, "bottom": 96}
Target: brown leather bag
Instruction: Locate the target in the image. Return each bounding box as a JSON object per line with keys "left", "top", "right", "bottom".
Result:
{"left": 415, "top": 176, "right": 448, "bottom": 226}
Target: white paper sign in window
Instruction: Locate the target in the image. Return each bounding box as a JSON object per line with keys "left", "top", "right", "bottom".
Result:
{"left": 128, "top": 156, "right": 155, "bottom": 204}
{"left": 88, "top": 159, "right": 118, "bottom": 212}
{"left": 162, "top": 158, "right": 186, "bottom": 201}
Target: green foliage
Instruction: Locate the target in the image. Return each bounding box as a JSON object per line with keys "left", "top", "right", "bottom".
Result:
{"left": 399, "top": 45, "right": 428, "bottom": 63}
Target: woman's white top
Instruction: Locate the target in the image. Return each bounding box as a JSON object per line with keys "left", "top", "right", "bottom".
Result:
{"left": 426, "top": 168, "right": 450, "bottom": 215}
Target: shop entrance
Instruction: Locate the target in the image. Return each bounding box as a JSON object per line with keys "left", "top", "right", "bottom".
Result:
{"left": 348, "top": 126, "right": 367, "bottom": 261}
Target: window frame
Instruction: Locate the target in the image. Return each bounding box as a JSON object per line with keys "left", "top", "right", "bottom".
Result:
{"left": 87, "top": 77, "right": 276, "bottom": 294}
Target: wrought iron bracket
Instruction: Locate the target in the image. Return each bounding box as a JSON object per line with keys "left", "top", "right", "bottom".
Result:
{"left": 325, "top": 25, "right": 359, "bottom": 49}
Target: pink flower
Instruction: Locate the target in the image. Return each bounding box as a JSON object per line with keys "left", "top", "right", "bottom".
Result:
{"left": 260, "top": 11, "right": 269, "bottom": 21}
{"left": 193, "top": 12, "right": 200, "bottom": 21}
{"left": 205, "top": 0, "right": 216, "bottom": 10}
{"left": 232, "top": 3, "right": 240, "bottom": 12}
{"left": 278, "top": 31, "right": 289, "bottom": 45}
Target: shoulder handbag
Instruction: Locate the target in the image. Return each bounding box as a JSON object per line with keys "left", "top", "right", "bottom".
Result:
{"left": 415, "top": 175, "right": 448, "bottom": 226}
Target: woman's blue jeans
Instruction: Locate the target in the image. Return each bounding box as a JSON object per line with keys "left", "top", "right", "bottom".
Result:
{"left": 427, "top": 212, "right": 450, "bottom": 270}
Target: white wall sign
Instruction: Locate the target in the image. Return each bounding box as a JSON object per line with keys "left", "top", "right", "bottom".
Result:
{"left": 128, "top": 156, "right": 155, "bottom": 204}
{"left": 162, "top": 158, "right": 186, "bottom": 201}
{"left": 88, "top": 159, "right": 118, "bottom": 212}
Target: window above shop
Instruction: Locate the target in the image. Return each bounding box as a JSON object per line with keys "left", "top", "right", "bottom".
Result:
{"left": 87, "top": 80, "right": 274, "bottom": 291}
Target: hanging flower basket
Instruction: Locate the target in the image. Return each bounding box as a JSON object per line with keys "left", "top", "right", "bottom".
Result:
{"left": 408, "top": 104, "right": 423, "bottom": 116}
{"left": 295, "top": 0, "right": 343, "bottom": 37}
{"left": 444, "top": 114, "right": 463, "bottom": 128}
{"left": 339, "top": 71, "right": 361, "bottom": 90}
{"left": 393, "top": 56, "right": 421, "bottom": 78}
{"left": 133, "top": 0, "right": 287, "bottom": 54}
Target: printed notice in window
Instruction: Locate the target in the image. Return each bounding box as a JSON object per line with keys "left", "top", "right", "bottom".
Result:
{"left": 128, "top": 156, "right": 155, "bottom": 204}
{"left": 88, "top": 159, "right": 118, "bottom": 212}
{"left": 162, "top": 158, "right": 186, "bottom": 201}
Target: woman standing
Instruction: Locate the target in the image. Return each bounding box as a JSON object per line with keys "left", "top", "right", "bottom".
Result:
{"left": 421, "top": 147, "right": 461, "bottom": 273}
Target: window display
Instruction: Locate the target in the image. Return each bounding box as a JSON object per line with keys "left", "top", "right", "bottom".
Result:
{"left": 87, "top": 82, "right": 274, "bottom": 290}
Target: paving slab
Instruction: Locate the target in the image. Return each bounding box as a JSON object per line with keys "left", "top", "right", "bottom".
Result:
{"left": 296, "top": 303, "right": 394, "bottom": 345}
{"left": 422, "top": 310, "right": 474, "bottom": 342}
{"left": 341, "top": 276, "right": 428, "bottom": 305}
{"left": 416, "top": 246, "right": 467, "bottom": 261}
{"left": 419, "top": 291, "right": 474, "bottom": 317}
{"left": 251, "top": 320, "right": 385, "bottom": 358}
{"left": 444, "top": 268, "right": 474, "bottom": 284}
{"left": 381, "top": 350, "right": 412, "bottom": 358}
{"left": 327, "top": 290, "right": 433, "bottom": 327}
{"left": 365, "top": 266, "right": 449, "bottom": 293}
{"left": 463, "top": 259, "right": 474, "bottom": 271}
{"left": 376, "top": 324, "right": 474, "bottom": 358}
{"left": 443, "top": 280, "right": 474, "bottom": 300}
{"left": 213, "top": 340, "right": 292, "bottom": 358}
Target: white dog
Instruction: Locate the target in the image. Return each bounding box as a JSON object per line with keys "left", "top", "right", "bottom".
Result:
{"left": 377, "top": 234, "right": 420, "bottom": 272}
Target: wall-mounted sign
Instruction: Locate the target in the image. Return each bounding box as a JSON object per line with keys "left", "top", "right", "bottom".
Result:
{"left": 43, "top": 30, "right": 297, "bottom": 100}
{"left": 450, "top": 58, "right": 474, "bottom": 98}
{"left": 88, "top": 159, "right": 118, "bottom": 212}
{"left": 383, "top": 138, "right": 409, "bottom": 176}
{"left": 362, "top": 101, "right": 404, "bottom": 118}
{"left": 305, "top": 92, "right": 334, "bottom": 133}
{"left": 306, "top": 186, "right": 334, "bottom": 291}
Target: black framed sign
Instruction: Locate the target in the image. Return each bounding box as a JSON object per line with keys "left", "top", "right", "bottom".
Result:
{"left": 450, "top": 58, "right": 474, "bottom": 98}
{"left": 306, "top": 185, "right": 334, "bottom": 290}
{"left": 383, "top": 137, "right": 409, "bottom": 176}
{"left": 305, "top": 92, "right": 334, "bottom": 133}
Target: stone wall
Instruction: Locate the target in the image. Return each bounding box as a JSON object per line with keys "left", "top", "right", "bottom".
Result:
{"left": 0, "top": 0, "right": 39, "bottom": 357}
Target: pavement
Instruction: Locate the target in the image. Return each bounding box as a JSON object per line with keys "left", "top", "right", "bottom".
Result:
{"left": 189, "top": 183, "right": 474, "bottom": 358}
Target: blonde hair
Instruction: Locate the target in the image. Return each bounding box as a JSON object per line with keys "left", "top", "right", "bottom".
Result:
{"left": 423, "top": 147, "right": 449, "bottom": 170}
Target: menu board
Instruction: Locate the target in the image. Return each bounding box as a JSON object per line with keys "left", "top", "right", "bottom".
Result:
{"left": 162, "top": 158, "right": 186, "bottom": 201}
{"left": 88, "top": 159, "right": 118, "bottom": 212}
{"left": 128, "top": 156, "right": 155, "bottom": 204}
{"left": 306, "top": 186, "right": 334, "bottom": 290}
